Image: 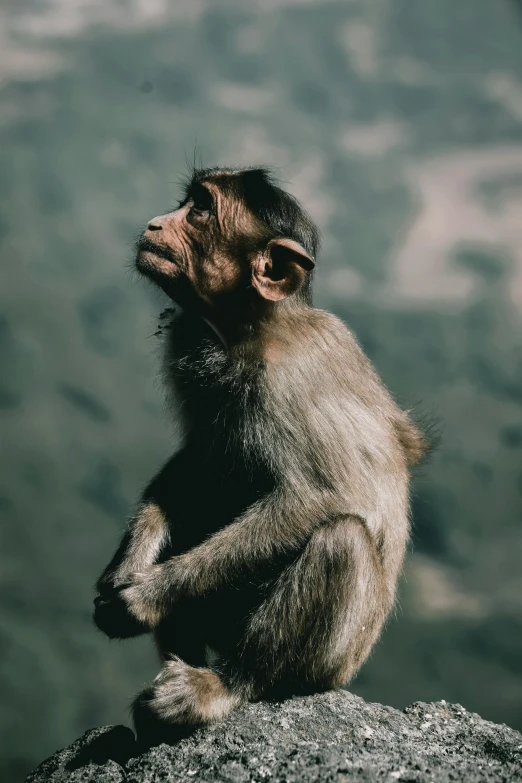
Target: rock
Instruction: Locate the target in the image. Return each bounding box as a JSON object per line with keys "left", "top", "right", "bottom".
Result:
{"left": 26, "top": 691, "right": 522, "bottom": 782}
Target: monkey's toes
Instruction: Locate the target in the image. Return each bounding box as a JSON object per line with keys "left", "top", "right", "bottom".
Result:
{"left": 132, "top": 686, "right": 192, "bottom": 749}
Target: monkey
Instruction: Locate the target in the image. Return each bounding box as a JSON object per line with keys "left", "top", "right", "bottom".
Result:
{"left": 93, "top": 166, "right": 427, "bottom": 742}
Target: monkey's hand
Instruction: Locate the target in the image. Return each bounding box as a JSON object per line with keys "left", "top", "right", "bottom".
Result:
{"left": 117, "top": 563, "right": 179, "bottom": 630}
{"left": 93, "top": 592, "right": 149, "bottom": 639}
{"left": 93, "top": 588, "right": 151, "bottom": 640}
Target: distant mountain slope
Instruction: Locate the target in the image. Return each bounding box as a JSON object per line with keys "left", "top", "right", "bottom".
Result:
{"left": 1, "top": 2, "right": 522, "bottom": 781}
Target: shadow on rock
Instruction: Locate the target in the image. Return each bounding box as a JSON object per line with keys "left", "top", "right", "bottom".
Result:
{"left": 65, "top": 725, "right": 137, "bottom": 772}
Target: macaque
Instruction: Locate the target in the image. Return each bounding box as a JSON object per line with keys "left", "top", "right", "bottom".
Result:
{"left": 93, "top": 167, "right": 427, "bottom": 741}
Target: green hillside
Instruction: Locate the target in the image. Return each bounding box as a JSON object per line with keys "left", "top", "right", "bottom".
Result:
{"left": 1, "top": 1, "right": 522, "bottom": 780}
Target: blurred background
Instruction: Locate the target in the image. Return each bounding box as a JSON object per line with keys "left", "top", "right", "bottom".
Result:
{"left": 1, "top": 0, "right": 522, "bottom": 779}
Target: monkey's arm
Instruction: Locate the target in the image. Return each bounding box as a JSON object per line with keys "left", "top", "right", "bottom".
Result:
{"left": 93, "top": 500, "right": 170, "bottom": 639}
{"left": 119, "top": 491, "right": 339, "bottom": 628}
{"left": 95, "top": 502, "right": 170, "bottom": 596}
{"left": 93, "top": 451, "right": 185, "bottom": 638}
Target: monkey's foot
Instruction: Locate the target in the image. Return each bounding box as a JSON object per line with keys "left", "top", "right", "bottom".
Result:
{"left": 133, "top": 658, "right": 240, "bottom": 746}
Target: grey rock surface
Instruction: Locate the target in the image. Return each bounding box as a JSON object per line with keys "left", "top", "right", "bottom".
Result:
{"left": 26, "top": 691, "right": 522, "bottom": 782}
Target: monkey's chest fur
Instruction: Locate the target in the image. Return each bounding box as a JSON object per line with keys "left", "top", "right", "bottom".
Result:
{"left": 155, "top": 454, "right": 289, "bottom": 660}
{"left": 159, "top": 316, "right": 284, "bottom": 650}
{"left": 156, "top": 465, "right": 280, "bottom": 655}
{"left": 163, "top": 313, "right": 276, "bottom": 485}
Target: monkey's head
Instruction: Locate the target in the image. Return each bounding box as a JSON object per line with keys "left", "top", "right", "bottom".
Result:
{"left": 135, "top": 168, "right": 319, "bottom": 318}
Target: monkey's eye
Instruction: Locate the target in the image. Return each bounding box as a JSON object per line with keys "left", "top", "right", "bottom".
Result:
{"left": 190, "top": 203, "right": 210, "bottom": 217}
{"left": 188, "top": 185, "right": 212, "bottom": 219}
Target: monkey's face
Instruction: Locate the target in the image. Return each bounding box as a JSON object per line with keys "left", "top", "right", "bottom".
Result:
{"left": 135, "top": 181, "right": 253, "bottom": 311}
{"left": 135, "top": 174, "right": 315, "bottom": 313}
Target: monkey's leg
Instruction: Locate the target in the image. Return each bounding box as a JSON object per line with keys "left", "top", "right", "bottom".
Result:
{"left": 132, "top": 657, "right": 241, "bottom": 746}
{"left": 237, "top": 514, "right": 391, "bottom": 696}
{"left": 133, "top": 597, "right": 234, "bottom": 745}
{"left": 154, "top": 598, "right": 208, "bottom": 667}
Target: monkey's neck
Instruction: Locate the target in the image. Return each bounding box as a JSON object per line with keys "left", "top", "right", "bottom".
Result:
{"left": 197, "top": 298, "right": 302, "bottom": 353}
{"left": 200, "top": 317, "right": 228, "bottom": 351}
{"left": 194, "top": 309, "right": 257, "bottom": 354}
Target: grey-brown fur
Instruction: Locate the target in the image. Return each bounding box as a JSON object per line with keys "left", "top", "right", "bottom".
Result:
{"left": 93, "top": 167, "right": 427, "bottom": 744}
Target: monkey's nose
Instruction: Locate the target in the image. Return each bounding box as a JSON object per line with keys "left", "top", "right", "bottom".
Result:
{"left": 148, "top": 222, "right": 162, "bottom": 231}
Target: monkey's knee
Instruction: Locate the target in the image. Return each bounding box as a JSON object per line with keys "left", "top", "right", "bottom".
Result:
{"left": 133, "top": 658, "right": 241, "bottom": 744}
{"left": 240, "top": 515, "right": 388, "bottom": 696}
{"left": 311, "top": 516, "right": 390, "bottom": 685}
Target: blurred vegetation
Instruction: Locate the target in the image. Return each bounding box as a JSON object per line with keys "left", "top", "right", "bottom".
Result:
{"left": 1, "top": 1, "right": 522, "bottom": 780}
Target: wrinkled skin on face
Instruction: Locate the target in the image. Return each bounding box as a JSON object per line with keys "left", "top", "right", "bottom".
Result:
{"left": 135, "top": 174, "right": 315, "bottom": 321}
{"left": 136, "top": 181, "right": 257, "bottom": 313}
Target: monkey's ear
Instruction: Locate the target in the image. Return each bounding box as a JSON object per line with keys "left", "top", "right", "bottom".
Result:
{"left": 252, "top": 238, "right": 315, "bottom": 302}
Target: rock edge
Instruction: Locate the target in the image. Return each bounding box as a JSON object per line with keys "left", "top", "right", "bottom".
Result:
{"left": 27, "top": 690, "right": 522, "bottom": 782}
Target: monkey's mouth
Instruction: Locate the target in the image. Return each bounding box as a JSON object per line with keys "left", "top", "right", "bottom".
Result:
{"left": 135, "top": 236, "right": 179, "bottom": 270}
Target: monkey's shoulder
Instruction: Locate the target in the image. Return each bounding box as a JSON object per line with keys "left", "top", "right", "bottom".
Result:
{"left": 266, "top": 308, "right": 411, "bottom": 421}
{"left": 266, "top": 308, "right": 375, "bottom": 379}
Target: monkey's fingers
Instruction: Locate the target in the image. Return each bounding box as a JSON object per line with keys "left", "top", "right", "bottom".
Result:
{"left": 95, "top": 573, "right": 125, "bottom": 600}
{"left": 93, "top": 594, "right": 150, "bottom": 639}
{"left": 118, "top": 582, "right": 164, "bottom": 630}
